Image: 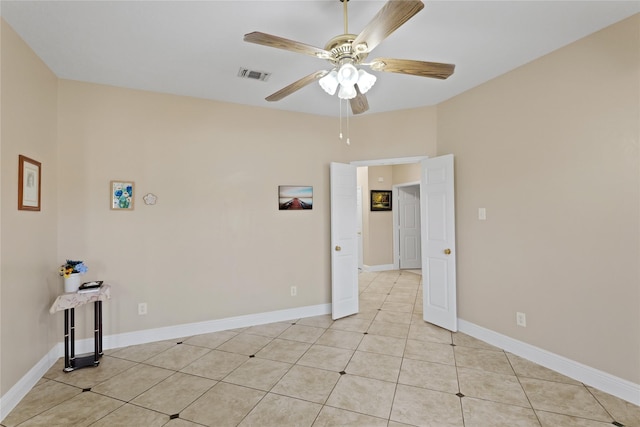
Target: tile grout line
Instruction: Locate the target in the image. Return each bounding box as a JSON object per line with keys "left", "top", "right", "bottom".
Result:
{"left": 7, "top": 270, "right": 636, "bottom": 426}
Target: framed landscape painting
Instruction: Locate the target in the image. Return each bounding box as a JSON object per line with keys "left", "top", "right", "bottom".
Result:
{"left": 371, "top": 190, "right": 392, "bottom": 211}
{"left": 279, "top": 186, "right": 313, "bottom": 210}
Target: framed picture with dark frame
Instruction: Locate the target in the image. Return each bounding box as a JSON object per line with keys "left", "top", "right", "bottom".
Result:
{"left": 18, "top": 155, "right": 41, "bottom": 211}
{"left": 371, "top": 190, "right": 392, "bottom": 211}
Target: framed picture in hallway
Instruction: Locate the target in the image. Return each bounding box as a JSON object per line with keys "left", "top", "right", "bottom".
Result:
{"left": 111, "top": 181, "right": 134, "bottom": 210}
{"left": 371, "top": 190, "right": 392, "bottom": 211}
{"left": 279, "top": 186, "right": 313, "bottom": 210}
{"left": 18, "top": 155, "right": 41, "bottom": 211}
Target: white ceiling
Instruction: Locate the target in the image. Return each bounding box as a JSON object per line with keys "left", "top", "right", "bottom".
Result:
{"left": 2, "top": 1, "right": 638, "bottom": 117}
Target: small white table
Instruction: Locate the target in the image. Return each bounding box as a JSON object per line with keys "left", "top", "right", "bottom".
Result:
{"left": 49, "top": 284, "right": 111, "bottom": 372}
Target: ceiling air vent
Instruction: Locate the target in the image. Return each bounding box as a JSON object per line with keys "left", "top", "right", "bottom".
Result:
{"left": 238, "top": 67, "right": 271, "bottom": 82}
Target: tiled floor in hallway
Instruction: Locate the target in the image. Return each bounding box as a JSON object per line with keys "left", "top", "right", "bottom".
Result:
{"left": 3, "top": 270, "right": 639, "bottom": 426}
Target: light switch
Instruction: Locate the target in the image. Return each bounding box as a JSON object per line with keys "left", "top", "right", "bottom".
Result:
{"left": 478, "top": 208, "right": 486, "bottom": 220}
{"left": 378, "top": 177, "right": 384, "bottom": 182}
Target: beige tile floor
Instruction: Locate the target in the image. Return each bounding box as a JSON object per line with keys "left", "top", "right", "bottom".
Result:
{"left": 3, "top": 270, "right": 639, "bottom": 426}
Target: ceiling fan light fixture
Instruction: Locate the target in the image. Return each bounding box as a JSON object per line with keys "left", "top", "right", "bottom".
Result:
{"left": 319, "top": 70, "right": 339, "bottom": 95}
{"left": 323, "top": 61, "right": 376, "bottom": 100}
{"left": 357, "top": 69, "right": 376, "bottom": 94}
{"left": 246, "top": 0, "right": 454, "bottom": 115}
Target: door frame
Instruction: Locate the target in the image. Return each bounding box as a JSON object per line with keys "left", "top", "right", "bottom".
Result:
{"left": 339, "top": 155, "right": 457, "bottom": 331}
{"left": 392, "top": 181, "right": 421, "bottom": 270}
{"left": 352, "top": 157, "right": 427, "bottom": 274}
{"left": 357, "top": 185, "right": 364, "bottom": 271}
{"left": 350, "top": 156, "right": 428, "bottom": 168}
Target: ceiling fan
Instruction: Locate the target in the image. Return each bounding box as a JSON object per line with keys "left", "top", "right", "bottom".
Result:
{"left": 244, "top": 0, "right": 455, "bottom": 115}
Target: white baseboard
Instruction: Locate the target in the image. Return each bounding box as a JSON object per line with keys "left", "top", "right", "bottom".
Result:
{"left": 0, "top": 345, "right": 60, "bottom": 421}
{"left": 458, "top": 319, "right": 640, "bottom": 406}
{"left": 0, "top": 303, "right": 331, "bottom": 422}
{"left": 362, "top": 264, "right": 395, "bottom": 272}
{"left": 4, "top": 307, "right": 637, "bottom": 422}
{"left": 101, "top": 303, "right": 331, "bottom": 351}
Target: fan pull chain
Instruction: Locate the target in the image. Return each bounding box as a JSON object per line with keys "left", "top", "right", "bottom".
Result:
{"left": 339, "top": 98, "right": 343, "bottom": 140}
{"left": 338, "top": 99, "right": 351, "bottom": 145}
{"left": 346, "top": 102, "right": 351, "bottom": 145}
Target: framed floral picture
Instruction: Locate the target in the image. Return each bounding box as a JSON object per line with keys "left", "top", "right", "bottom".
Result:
{"left": 111, "top": 181, "right": 134, "bottom": 210}
{"left": 18, "top": 155, "right": 41, "bottom": 211}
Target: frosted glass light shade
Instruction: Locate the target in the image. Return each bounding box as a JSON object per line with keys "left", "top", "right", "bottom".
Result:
{"left": 319, "top": 70, "right": 339, "bottom": 95}
{"left": 337, "top": 63, "right": 359, "bottom": 86}
{"left": 338, "top": 84, "right": 357, "bottom": 100}
{"left": 357, "top": 69, "right": 377, "bottom": 94}
{"left": 319, "top": 63, "right": 377, "bottom": 100}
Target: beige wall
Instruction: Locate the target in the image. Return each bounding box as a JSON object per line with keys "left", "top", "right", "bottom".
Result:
{"left": 2, "top": 12, "right": 638, "bottom": 402}
{"left": 1, "top": 20, "right": 59, "bottom": 394}
{"left": 392, "top": 163, "right": 421, "bottom": 185}
{"left": 55, "top": 81, "right": 434, "bottom": 339}
{"left": 365, "top": 165, "right": 393, "bottom": 266}
{"left": 0, "top": 20, "right": 436, "bottom": 398}
{"left": 351, "top": 107, "right": 438, "bottom": 161}
{"left": 437, "top": 15, "right": 640, "bottom": 383}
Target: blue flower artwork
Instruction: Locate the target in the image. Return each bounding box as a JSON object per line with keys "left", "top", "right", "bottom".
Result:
{"left": 111, "top": 181, "right": 134, "bottom": 210}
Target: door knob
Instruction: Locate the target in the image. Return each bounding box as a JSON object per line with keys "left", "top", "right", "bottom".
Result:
{"left": 335, "top": 246, "right": 342, "bottom": 251}
{"left": 444, "top": 248, "right": 451, "bottom": 255}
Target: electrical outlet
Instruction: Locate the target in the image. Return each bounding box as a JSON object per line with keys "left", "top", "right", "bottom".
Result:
{"left": 516, "top": 312, "right": 526, "bottom": 327}
{"left": 138, "top": 303, "right": 147, "bottom": 315}
{"left": 290, "top": 286, "right": 297, "bottom": 296}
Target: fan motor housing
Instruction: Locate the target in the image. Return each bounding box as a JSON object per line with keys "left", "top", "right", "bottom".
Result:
{"left": 324, "top": 34, "right": 368, "bottom": 65}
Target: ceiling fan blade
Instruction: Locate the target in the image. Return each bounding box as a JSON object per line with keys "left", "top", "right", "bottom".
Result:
{"left": 265, "top": 70, "right": 329, "bottom": 102}
{"left": 370, "top": 58, "right": 455, "bottom": 79}
{"left": 350, "top": 86, "right": 369, "bottom": 115}
{"left": 244, "top": 32, "right": 331, "bottom": 59}
{"left": 352, "top": 0, "right": 424, "bottom": 54}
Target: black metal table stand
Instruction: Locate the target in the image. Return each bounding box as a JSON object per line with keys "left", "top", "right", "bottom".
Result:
{"left": 63, "top": 300, "right": 103, "bottom": 372}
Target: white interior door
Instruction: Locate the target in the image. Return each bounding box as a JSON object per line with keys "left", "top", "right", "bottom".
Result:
{"left": 399, "top": 185, "right": 421, "bottom": 269}
{"left": 421, "top": 155, "right": 457, "bottom": 331}
{"left": 330, "top": 162, "right": 359, "bottom": 320}
{"left": 357, "top": 186, "right": 364, "bottom": 270}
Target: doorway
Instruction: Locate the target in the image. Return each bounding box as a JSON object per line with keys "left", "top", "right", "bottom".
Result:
{"left": 355, "top": 166, "right": 423, "bottom": 272}
{"left": 356, "top": 159, "right": 424, "bottom": 273}
{"left": 331, "top": 155, "right": 458, "bottom": 331}
{"left": 394, "top": 183, "right": 421, "bottom": 270}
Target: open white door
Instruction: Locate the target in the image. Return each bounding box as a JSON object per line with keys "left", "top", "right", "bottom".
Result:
{"left": 421, "top": 155, "right": 457, "bottom": 331}
{"left": 398, "top": 185, "right": 421, "bottom": 269}
{"left": 357, "top": 186, "right": 364, "bottom": 271}
{"left": 330, "top": 162, "right": 358, "bottom": 320}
